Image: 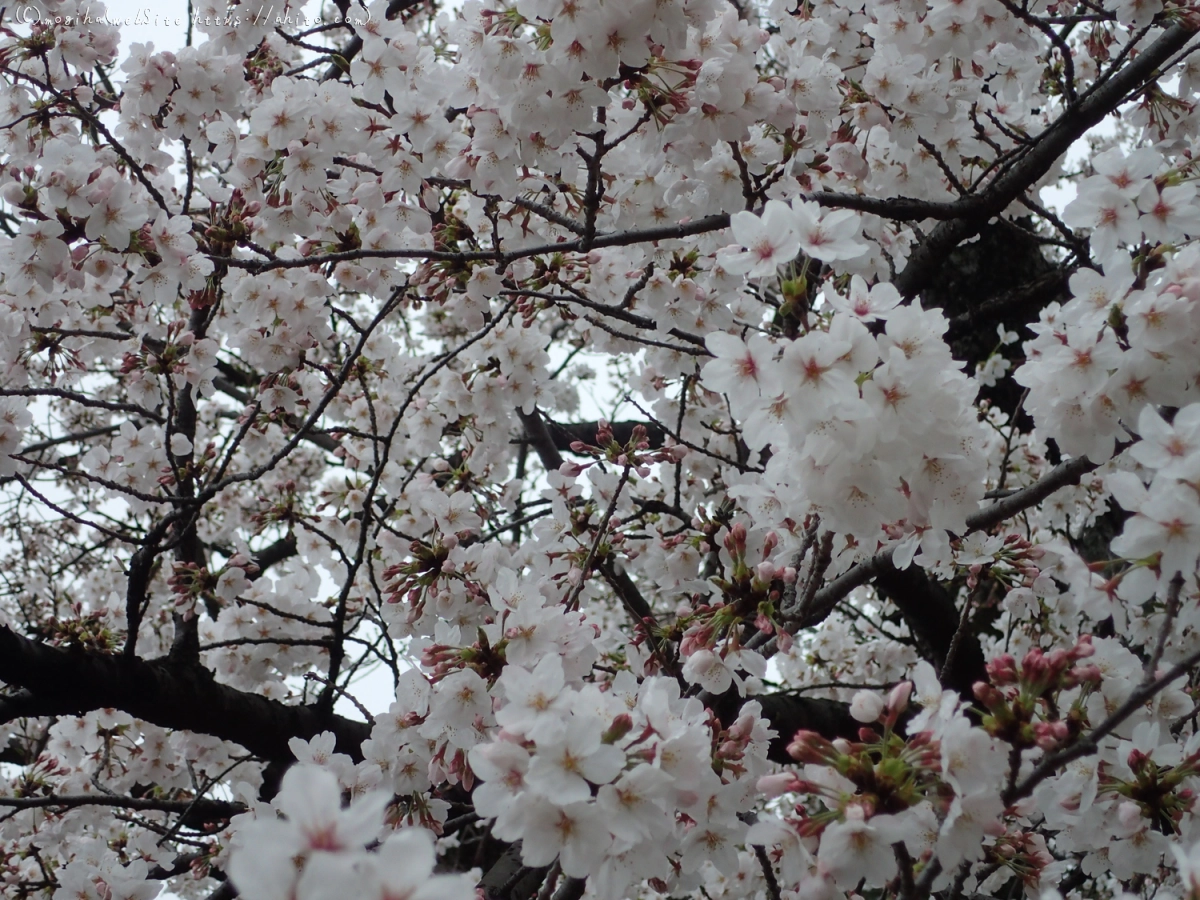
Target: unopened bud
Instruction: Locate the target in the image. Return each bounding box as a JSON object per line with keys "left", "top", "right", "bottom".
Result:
{"left": 757, "top": 772, "right": 802, "bottom": 798}
{"left": 850, "top": 690, "right": 885, "bottom": 724}
{"left": 886, "top": 680, "right": 913, "bottom": 717}
{"left": 603, "top": 713, "right": 634, "bottom": 744}
{"left": 787, "top": 730, "right": 837, "bottom": 764}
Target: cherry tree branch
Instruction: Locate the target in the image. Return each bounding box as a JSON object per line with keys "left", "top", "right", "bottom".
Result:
{"left": 0, "top": 625, "right": 370, "bottom": 763}
{"left": 754, "top": 454, "right": 1101, "bottom": 652}
{"left": 0, "top": 794, "right": 244, "bottom": 818}
{"left": 895, "top": 22, "right": 1198, "bottom": 298}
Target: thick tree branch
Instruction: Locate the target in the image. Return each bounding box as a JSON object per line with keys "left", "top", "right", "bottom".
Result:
{"left": 752, "top": 454, "right": 1101, "bottom": 652}
{"left": 0, "top": 794, "right": 244, "bottom": 819}
{"left": 0, "top": 625, "right": 370, "bottom": 763}
{"left": 896, "top": 23, "right": 1197, "bottom": 298}
{"left": 250, "top": 535, "right": 299, "bottom": 579}
{"left": 872, "top": 562, "right": 987, "bottom": 699}
{"left": 542, "top": 419, "right": 667, "bottom": 453}
{"left": 753, "top": 692, "right": 864, "bottom": 762}
{"left": 517, "top": 408, "right": 566, "bottom": 471}
{"left": 945, "top": 266, "right": 1074, "bottom": 342}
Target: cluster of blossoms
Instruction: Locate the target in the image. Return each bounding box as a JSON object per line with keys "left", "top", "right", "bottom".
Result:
{"left": 470, "top": 663, "right": 774, "bottom": 897}
{"left": 6, "top": 0, "right": 1200, "bottom": 898}
{"left": 755, "top": 636, "right": 1200, "bottom": 898}
{"left": 227, "top": 764, "right": 473, "bottom": 900}
{"left": 703, "top": 274, "right": 988, "bottom": 552}
{"left": 1016, "top": 240, "right": 1200, "bottom": 464}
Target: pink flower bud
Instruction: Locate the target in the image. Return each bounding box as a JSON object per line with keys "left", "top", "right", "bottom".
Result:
{"left": 603, "top": 714, "right": 634, "bottom": 743}
{"left": 757, "top": 772, "right": 802, "bottom": 798}
{"left": 729, "top": 714, "right": 756, "bottom": 740}
{"left": 787, "top": 730, "right": 836, "bottom": 764}
{"left": 886, "top": 681, "right": 913, "bottom": 717}
{"left": 986, "top": 654, "right": 1019, "bottom": 685}
{"left": 974, "top": 682, "right": 1004, "bottom": 708}
{"left": 1032, "top": 720, "right": 1068, "bottom": 749}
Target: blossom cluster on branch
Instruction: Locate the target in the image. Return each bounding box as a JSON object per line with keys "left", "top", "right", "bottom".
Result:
{"left": 3, "top": 1, "right": 1200, "bottom": 900}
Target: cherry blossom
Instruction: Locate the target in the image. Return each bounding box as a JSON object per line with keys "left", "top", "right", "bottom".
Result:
{"left": 6, "top": 3, "right": 1200, "bottom": 900}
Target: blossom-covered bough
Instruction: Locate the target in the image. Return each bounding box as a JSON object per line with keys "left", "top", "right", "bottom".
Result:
{"left": 6, "top": 0, "right": 1200, "bottom": 898}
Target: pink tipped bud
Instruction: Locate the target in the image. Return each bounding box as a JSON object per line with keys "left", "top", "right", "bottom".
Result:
{"left": 1021, "top": 648, "right": 1049, "bottom": 683}
{"left": 1069, "top": 664, "right": 1102, "bottom": 686}
{"left": 986, "top": 654, "right": 1019, "bottom": 686}
{"left": 787, "top": 730, "right": 837, "bottom": 764}
{"left": 603, "top": 714, "right": 634, "bottom": 743}
{"left": 974, "top": 682, "right": 1004, "bottom": 708}
{"left": 886, "top": 681, "right": 913, "bottom": 717}
{"left": 718, "top": 740, "right": 743, "bottom": 758}
{"left": 1033, "top": 720, "right": 1068, "bottom": 750}
{"left": 729, "top": 714, "right": 756, "bottom": 741}
{"left": 757, "top": 772, "right": 802, "bottom": 798}
{"left": 983, "top": 818, "right": 1007, "bottom": 837}
{"left": 724, "top": 522, "right": 748, "bottom": 555}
